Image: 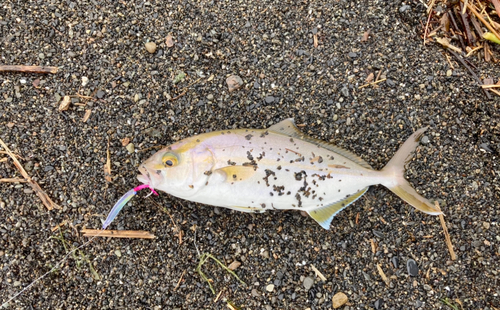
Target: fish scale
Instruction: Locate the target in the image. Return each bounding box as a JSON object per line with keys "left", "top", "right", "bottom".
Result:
{"left": 138, "top": 119, "right": 442, "bottom": 229}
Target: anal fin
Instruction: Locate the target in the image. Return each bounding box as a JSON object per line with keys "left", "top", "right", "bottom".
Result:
{"left": 307, "top": 187, "right": 368, "bottom": 230}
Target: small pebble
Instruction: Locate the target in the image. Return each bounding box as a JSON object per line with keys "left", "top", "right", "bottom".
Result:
{"left": 407, "top": 259, "right": 419, "bottom": 276}
{"left": 145, "top": 42, "right": 157, "bottom": 53}
{"left": 82, "top": 76, "right": 89, "bottom": 87}
{"left": 96, "top": 90, "right": 105, "bottom": 99}
{"left": 115, "top": 249, "right": 122, "bottom": 257}
{"left": 265, "top": 96, "right": 275, "bottom": 104}
{"left": 207, "top": 94, "right": 214, "bottom": 101}
{"left": 420, "top": 136, "right": 429, "bottom": 144}
{"left": 226, "top": 75, "right": 243, "bottom": 92}
{"left": 126, "top": 143, "right": 135, "bottom": 153}
{"left": 13, "top": 281, "right": 21, "bottom": 287}
{"left": 483, "top": 222, "right": 490, "bottom": 230}
{"left": 303, "top": 277, "right": 314, "bottom": 290}
{"left": 265, "top": 284, "right": 274, "bottom": 292}
{"left": 332, "top": 292, "right": 348, "bottom": 308}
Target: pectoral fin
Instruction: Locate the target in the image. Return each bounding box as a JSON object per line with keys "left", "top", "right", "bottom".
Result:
{"left": 214, "top": 165, "right": 256, "bottom": 182}
{"left": 307, "top": 187, "right": 368, "bottom": 229}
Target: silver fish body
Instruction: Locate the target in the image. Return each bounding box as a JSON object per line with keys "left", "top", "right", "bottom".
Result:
{"left": 138, "top": 119, "right": 441, "bottom": 229}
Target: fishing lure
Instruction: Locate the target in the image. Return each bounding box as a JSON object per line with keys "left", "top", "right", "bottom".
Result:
{"left": 102, "top": 184, "right": 158, "bottom": 229}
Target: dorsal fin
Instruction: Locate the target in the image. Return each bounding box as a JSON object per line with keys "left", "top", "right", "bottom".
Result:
{"left": 307, "top": 187, "right": 368, "bottom": 229}
{"left": 268, "top": 119, "right": 373, "bottom": 170}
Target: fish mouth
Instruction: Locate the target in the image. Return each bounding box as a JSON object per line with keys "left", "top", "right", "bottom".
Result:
{"left": 137, "top": 165, "right": 152, "bottom": 187}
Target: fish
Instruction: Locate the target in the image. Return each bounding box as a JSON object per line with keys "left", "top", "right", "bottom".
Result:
{"left": 137, "top": 119, "right": 442, "bottom": 229}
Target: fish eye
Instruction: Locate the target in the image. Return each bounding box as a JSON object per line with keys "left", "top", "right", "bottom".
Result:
{"left": 162, "top": 153, "right": 178, "bottom": 167}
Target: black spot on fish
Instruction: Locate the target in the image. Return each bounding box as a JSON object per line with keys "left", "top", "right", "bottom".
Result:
{"left": 204, "top": 171, "right": 212, "bottom": 175}
{"left": 233, "top": 174, "right": 237, "bottom": 179}
{"left": 319, "top": 197, "right": 324, "bottom": 201}
{"left": 318, "top": 156, "right": 323, "bottom": 163}
{"left": 196, "top": 139, "right": 200, "bottom": 142}
{"left": 287, "top": 191, "right": 291, "bottom": 195}
{"left": 245, "top": 134, "right": 253, "bottom": 140}
{"left": 290, "top": 138, "right": 294, "bottom": 143}
{"left": 277, "top": 165, "right": 282, "bottom": 170}
{"left": 260, "top": 131, "right": 269, "bottom": 138}
{"left": 227, "top": 160, "right": 236, "bottom": 166}
{"left": 263, "top": 169, "right": 275, "bottom": 187}
{"left": 156, "top": 170, "right": 162, "bottom": 175}
{"left": 269, "top": 192, "right": 274, "bottom": 196}
{"left": 295, "top": 193, "right": 302, "bottom": 208}
{"left": 261, "top": 203, "right": 266, "bottom": 208}
{"left": 246, "top": 151, "right": 254, "bottom": 161}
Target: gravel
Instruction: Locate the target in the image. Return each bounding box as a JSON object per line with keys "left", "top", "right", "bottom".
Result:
{"left": 0, "top": 0, "right": 499, "bottom": 309}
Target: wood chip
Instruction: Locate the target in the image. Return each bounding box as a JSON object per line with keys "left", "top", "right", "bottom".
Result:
{"left": 120, "top": 137, "right": 130, "bottom": 146}
{"left": 361, "top": 30, "right": 370, "bottom": 42}
{"left": 376, "top": 264, "right": 390, "bottom": 286}
{"left": 0, "top": 138, "right": 59, "bottom": 210}
{"left": 0, "top": 65, "right": 58, "bottom": 74}
{"left": 313, "top": 34, "right": 318, "bottom": 48}
{"left": 370, "top": 239, "right": 376, "bottom": 254}
{"left": 166, "top": 34, "right": 174, "bottom": 47}
{"left": 58, "top": 95, "right": 71, "bottom": 111}
{"left": 310, "top": 264, "right": 327, "bottom": 282}
{"left": 81, "top": 229, "right": 155, "bottom": 239}
{"left": 366, "top": 72, "right": 374, "bottom": 83}
{"left": 228, "top": 261, "right": 241, "bottom": 271}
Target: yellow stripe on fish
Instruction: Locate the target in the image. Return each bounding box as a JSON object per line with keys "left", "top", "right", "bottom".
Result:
{"left": 137, "top": 119, "right": 442, "bottom": 229}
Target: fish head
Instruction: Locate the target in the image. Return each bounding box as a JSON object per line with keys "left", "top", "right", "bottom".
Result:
{"left": 137, "top": 146, "right": 192, "bottom": 192}
{"left": 137, "top": 138, "right": 215, "bottom": 195}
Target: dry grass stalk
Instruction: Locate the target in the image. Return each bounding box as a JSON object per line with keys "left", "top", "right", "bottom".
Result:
{"left": 376, "top": 264, "right": 390, "bottom": 286}
{"left": 436, "top": 202, "right": 457, "bottom": 260}
{"left": 82, "top": 109, "right": 92, "bottom": 122}
{"left": 310, "top": 264, "right": 327, "bottom": 282}
{"left": 81, "top": 229, "right": 155, "bottom": 239}
{"left": 0, "top": 65, "right": 58, "bottom": 74}
{"left": 358, "top": 78, "right": 387, "bottom": 89}
{"left": 0, "top": 138, "right": 59, "bottom": 210}
{"left": 0, "top": 177, "right": 27, "bottom": 183}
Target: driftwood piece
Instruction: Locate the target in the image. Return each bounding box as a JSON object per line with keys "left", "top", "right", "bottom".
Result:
{"left": 81, "top": 229, "right": 155, "bottom": 239}
{"left": 0, "top": 65, "right": 58, "bottom": 74}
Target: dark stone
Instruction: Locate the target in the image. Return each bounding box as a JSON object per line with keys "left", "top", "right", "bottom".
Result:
{"left": 407, "top": 259, "right": 418, "bottom": 276}
{"left": 96, "top": 90, "right": 105, "bottom": 99}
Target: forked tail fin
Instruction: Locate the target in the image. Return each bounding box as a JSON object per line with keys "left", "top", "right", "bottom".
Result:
{"left": 381, "top": 127, "right": 442, "bottom": 215}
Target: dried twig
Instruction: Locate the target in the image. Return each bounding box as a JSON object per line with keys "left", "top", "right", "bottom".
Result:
{"left": 104, "top": 138, "right": 112, "bottom": 182}
{"left": 174, "top": 270, "right": 186, "bottom": 291}
{"left": 0, "top": 138, "right": 59, "bottom": 210}
{"left": 81, "top": 229, "right": 156, "bottom": 239}
{"left": 435, "top": 202, "right": 457, "bottom": 261}
{"left": 447, "top": 50, "right": 492, "bottom": 99}
{"left": 461, "top": 0, "right": 500, "bottom": 41}
{"left": 0, "top": 65, "right": 58, "bottom": 74}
